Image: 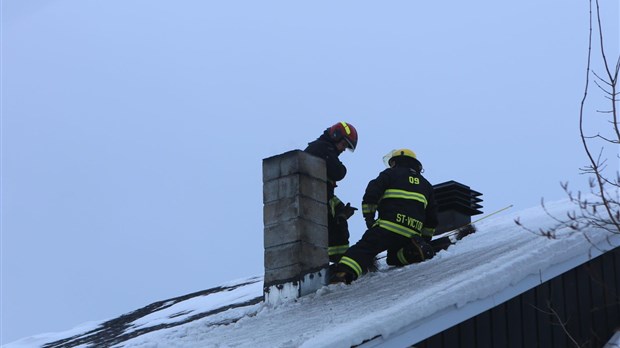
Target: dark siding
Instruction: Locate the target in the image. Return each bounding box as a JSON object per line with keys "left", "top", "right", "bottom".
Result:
{"left": 421, "top": 332, "right": 442, "bottom": 348}
{"left": 520, "top": 288, "right": 538, "bottom": 348}
{"left": 441, "top": 325, "right": 459, "bottom": 348}
{"left": 535, "top": 281, "right": 553, "bottom": 347}
{"left": 505, "top": 294, "right": 523, "bottom": 348}
{"left": 548, "top": 275, "right": 568, "bottom": 348}
{"left": 576, "top": 264, "right": 594, "bottom": 346}
{"left": 603, "top": 251, "right": 620, "bottom": 332}
{"left": 490, "top": 302, "right": 508, "bottom": 348}
{"left": 417, "top": 247, "right": 620, "bottom": 348}
{"left": 590, "top": 261, "right": 609, "bottom": 345}
{"left": 562, "top": 267, "right": 581, "bottom": 346}
{"left": 475, "top": 311, "right": 493, "bottom": 347}
{"left": 458, "top": 316, "right": 476, "bottom": 347}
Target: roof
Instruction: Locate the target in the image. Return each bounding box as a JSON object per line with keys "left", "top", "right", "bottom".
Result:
{"left": 6, "top": 198, "right": 619, "bottom": 348}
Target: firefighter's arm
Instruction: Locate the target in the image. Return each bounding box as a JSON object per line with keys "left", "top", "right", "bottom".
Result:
{"left": 330, "top": 196, "right": 358, "bottom": 220}
{"left": 421, "top": 190, "right": 439, "bottom": 238}
{"left": 362, "top": 170, "right": 390, "bottom": 228}
{"left": 324, "top": 152, "right": 346, "bottom": 182}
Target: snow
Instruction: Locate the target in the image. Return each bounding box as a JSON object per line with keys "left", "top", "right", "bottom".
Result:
{"left": 3, "top": 198, "right": 619, "bottom": 348}
{"left": 126, "top": 279, "right": 263, "bottom": 333}
{"left": 2, "top": 321, "right": 101, "bottom": 348}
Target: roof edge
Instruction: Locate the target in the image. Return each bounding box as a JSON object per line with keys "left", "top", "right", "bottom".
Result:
{"left": 360, "top": 233, "right": 620, "bottom": 347}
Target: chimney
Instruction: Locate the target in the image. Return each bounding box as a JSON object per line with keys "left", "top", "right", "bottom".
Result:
{"left": 262, "top": 150, "right": 329, "bottom": 306}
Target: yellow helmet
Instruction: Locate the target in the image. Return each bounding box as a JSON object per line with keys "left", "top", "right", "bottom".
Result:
{"left": 382, "top": 148, "right": 417, "bottom": 168}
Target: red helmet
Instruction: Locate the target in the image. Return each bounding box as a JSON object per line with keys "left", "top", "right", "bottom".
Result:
{"left": 328, "top": 122, "right": 358, "bottom": 151}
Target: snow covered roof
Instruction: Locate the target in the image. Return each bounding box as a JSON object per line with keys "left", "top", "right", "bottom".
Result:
{"left": 6, "top": 199, "right": 620, "bottom": 348}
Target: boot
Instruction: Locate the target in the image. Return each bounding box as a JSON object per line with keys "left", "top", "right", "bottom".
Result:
{"left": 402, "top": 235, "right": 436, "bottom": 263}
{"left": 329, "top": 271, "right": 354, "bottom": 284}
{"left": 366, "top": 257, "right": 380, "bottom": 273}
{"left": 328, "top": 264, "right": 355, "bottom": 284}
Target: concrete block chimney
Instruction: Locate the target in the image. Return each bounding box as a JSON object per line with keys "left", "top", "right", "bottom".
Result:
{"left": 262, "top": 150, "right": 329, "bottom": 305}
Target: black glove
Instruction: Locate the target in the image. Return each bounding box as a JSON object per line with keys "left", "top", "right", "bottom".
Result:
{"left": 336, "top": 203, "right": 357, "bottom": 220}
{"left": 364, "top": 213, "right": 376, "bottom": 229}
{"left": 404, "top": 235, "right": 436, "bottom": 263}
{"left": 456, "top": 225, "right": 477, "bottom": 240}
{"left": 340, "top": 203, "right": 357, "bottom": 220}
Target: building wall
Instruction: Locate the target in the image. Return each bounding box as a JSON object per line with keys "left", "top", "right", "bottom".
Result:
{"left": 416, "top": 247, "right": 620, "bottom": 348}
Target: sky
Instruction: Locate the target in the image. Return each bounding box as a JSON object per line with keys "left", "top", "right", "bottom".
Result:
{"left": 4, "top": 198, "right": 620, "bottom": 347}
{"left": 1, "top": 0, "right": 619, "bottom": 344}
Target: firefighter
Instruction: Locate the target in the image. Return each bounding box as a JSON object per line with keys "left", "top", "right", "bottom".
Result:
{"left": 331, "top": 148, "right": 438, "bottom": 284}
{"left": 304, "top": 122, "right": 359, "bottom": 263}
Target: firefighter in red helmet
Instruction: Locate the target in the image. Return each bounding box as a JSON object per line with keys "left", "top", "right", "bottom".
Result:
{"left": 304, "top": 122, "right": 358, "bottom": 262}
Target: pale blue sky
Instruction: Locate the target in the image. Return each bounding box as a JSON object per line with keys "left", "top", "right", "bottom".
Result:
{"left": 2, "top": 0, "right": 618, "bottom": 344}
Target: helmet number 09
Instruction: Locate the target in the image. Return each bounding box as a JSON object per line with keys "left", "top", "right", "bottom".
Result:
{"left": 409, "top": 176, "right": 420, "bottom": 185}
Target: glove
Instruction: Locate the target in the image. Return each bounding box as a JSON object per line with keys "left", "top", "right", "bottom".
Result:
{"left": 340, "top": 203, "right": 358, "bottom": 219}
{"left": 336, "top": 202, "right": 357, "bottom": 220}
{"left": 404, "top": 235, "right": 436, "bottom": 263}
{"left": 364, "top": 213, "right": 376, "bottom": 229}
{"left": 456, "top": 225, "right": 477, "bottom": 240}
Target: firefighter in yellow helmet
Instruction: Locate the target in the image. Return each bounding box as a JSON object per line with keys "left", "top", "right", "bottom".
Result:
{"left": 331, "top": 148, "right": 439, "bottom": 284}
{"left": 304, "top": 122, "right": 358, "bottom": 262}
